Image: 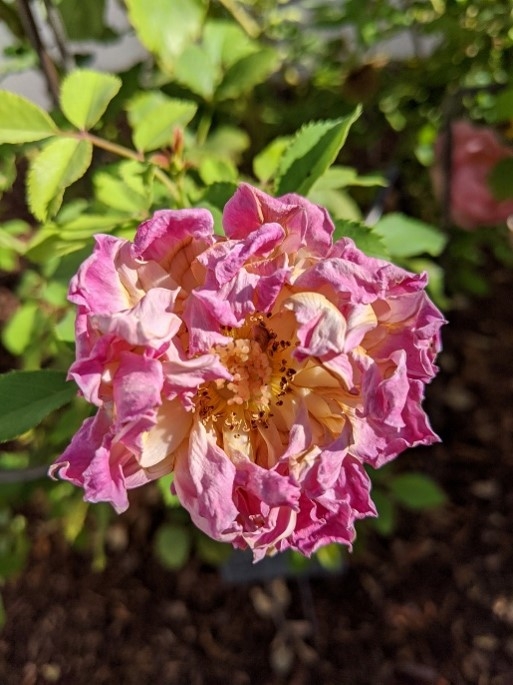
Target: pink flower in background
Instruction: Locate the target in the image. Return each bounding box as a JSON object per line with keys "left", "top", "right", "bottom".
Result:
{"left": 433, "top": 120, "right": 513, "bottom": 230}
{"left": 51, "top": 184, "right": 444, "bottom": 559}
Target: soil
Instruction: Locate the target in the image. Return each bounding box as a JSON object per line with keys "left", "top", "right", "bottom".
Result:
{"left": 1, "top": 256, "right": 513, "bottom": 685}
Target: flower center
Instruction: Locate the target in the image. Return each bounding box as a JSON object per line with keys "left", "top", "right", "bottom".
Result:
{"left": 196, "top": 315, "right": 296, "bottom": 433}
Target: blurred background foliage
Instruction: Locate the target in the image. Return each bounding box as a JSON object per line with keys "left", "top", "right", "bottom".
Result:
{"left": 0, "top": 0, "right": 512, "bottom": 607}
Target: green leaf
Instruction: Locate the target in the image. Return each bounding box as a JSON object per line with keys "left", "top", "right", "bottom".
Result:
{"left": 308, "top": 188, "right": 361, "bottom": 221}
{"left": 493, "top": 88, "right": 513, "bottom": 122}
{"left": 126, "top": 0, "right": 206, "bottom": 72}
{"left": 389, "top": 473, "right": 447, "bottom": 510}
{"left": 0, "top": 370, "right": 77, "bottom": 442}
{"left": 198, "top": 181, "right": 238, "bottom": 212}
{"left": 57, "top": 212, "right": 130, "bottom": 237}
{"left": 311, "top": 166, "right": 387, "bottom": 190}
{"left": 253, "top": 137, "right": 291, "bottom": 184}
{"left": 174, "top": 45, "right": 218, "bottom": 100}
{"left": 0, "top": 150, "right": 17, "bottom": 192}
{"left": 216, "top": 48, "right": 278, "bottom": 101}
{"left": 195, "top": 533, "right": 232, "bottom": 566}
{"left": 203, "top": 20, "right": 256, "bottom": 70}
{"left": 60, "top": 69, "right": 121, "bottom": 130}
{"left": 407, "top": 258, "right": 450, "bottom": 309}
{"left": 156, "top": 473, "right": 182, "bottom": 508}
{"left": 153, "top": 524, "right": 191, "bottom": 570}
{"left": 190, "top": 126, "right": 249, "bottom": 164}
{"left": 0, "top": 512, "right": 29, "bottom": 579}
{"left": 488, "top": 158, "right": 513, "bottom": 201}
{"left": 62, "top": 498, "right": 89, "bottom": 543}
{"left": 1, "top": 302, "right": 38, "bottom": 355}
{"left": 371, "top": 212, "right": 447, "bottom": 259}
{"left": 370, "top": 489, "right": 396, "bottom": 536}
{"left": 27, "top": 138, "right": 92, "bottom": 221}
{"left": 54, "top": 309, "right": 76, "bottom": 344}
{"left": 275, "top": 107, "right": 362, "bottom": 196}
{"left": 94, "top": 161, "right": 151, "bottom": 213}
{"left": 127, "top": 92, "right": 197, "bottom": 152}
{"left": 0, "top": 91, "right": 57, "bottom": 143}
{"left": 333, "top": 219, "right": 389, "bottom": 258}
{"left": 57, "top": 0, "right": 108, "bottom": 41}
{"left": 315, "top": 543, "right": 344, "bottom": 571}
{"left": 199, "top": 157, "right": 237, "bottom": 185}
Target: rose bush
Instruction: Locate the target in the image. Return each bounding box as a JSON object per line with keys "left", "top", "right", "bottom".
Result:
{"left": 50, "top": 184, "right": 445, "bottom": 560}
{"left": 433, "top": 119, "right": 513, "bottom": 230}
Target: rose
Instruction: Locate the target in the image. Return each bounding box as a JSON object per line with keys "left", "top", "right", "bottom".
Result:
{"left": 433, "top": 119, "right": 513, "bottom": 230}
{"left": 50, "top": 184, "right": 444, "bottom": 559}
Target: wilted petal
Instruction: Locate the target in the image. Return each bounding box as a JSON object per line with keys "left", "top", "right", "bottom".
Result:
{"left": 113, "top": 351, "right": 163, "bottom": 425}
{"left": 49, "top": 410, "right": 147, "bottom": 513}
{"left": 284, "top": 291, "right": 347, "bottom": 359}
{"left": 173, "top": 420, "right": 239, "bottom": 539}
{"left": 92, "top": 287, "right": 181, "bottom": 347}
{"left": 133, "top": 208, "right": 214, "bottom": 261}
{"left": 139, "top": 399, "right": 192, "bottom": 469}
{"left": 68, "top": 234, "right": 132, "bottom": 314}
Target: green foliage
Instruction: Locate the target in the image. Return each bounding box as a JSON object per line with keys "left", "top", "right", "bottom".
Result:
{"left": 1, "top": 302, "right": 38, "bottom": 355}
{"left": 93, "top": 161, "right": 153, "bottom": 215}
{"left": 0, "top": 151, "right": 17, "bottom": 196}
{"left": 493, "top": 88, "right": 513, "bottom": 122}
{"left": 127, "top": 92, "right": 197, "bottom": 152}
{"left": 0, "top": 371, "right": 77, "bottom": 442}
{"left": 370, "top": 490, "right": 396, "bottom": 536}
{"left": 253, "top": 137, "right": 291, "bottom": 184}
{"left": 156, "top": 473, "right": 182, "bottom": 508}
{"left": 334, "top": 219, "right": 389, "bottom": 258}
{"left": 154, "top": 523, "right": 191, "bottom": 570}
{"left": 125, "top": 0, "right": 207, "bottom": 72}
{"left": 488, "top": 158, "right": 513, "bottom": 200}
{"left": 372, "top": 213, "right": 447, "bottom": 259}
{"left": 316, "top": 543, "right": 345, "bottom": 571}
{"left": 195, "top": 533, "right": 232, "bottom": 566}
{"left": 27, "top": 138, "right": 93, "bottom": 221}
{"left": 0, "top": 91, "right": 57, "bottom": 143}
{"left": 173, "top": 19, "right": 278, "bottom": 102}
{"left": 369, "top": 467, "right": 447, "bottom": 538}
{"left": 0, "top": 509, "right": 28, "bottom": 580}
{"left": 57, "top": 0, "right": 109, "bottom": 41}
{"left": 215, "top": 48, "right": 278, "bottom": 101}
{"left": 60, "top": 70, "right": 122, "bottom": 130}
{"left": 388, "top": 473, "right": 448, "bottom": 510}
{"left": 275, "top": 107, "right": 362, "bottom": 196}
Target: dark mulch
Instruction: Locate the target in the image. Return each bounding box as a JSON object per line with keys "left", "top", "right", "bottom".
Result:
{"left": 1, "top": 258, "right": 512, "bottom": 685}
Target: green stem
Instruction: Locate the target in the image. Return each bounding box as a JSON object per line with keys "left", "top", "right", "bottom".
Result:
{"left": 66, "top": 130, "right": 145, "bottom": 162}
{"left": 61, "top": 130, "right": 180, "bottom": 202}
{"left": 153, "top": 167, "right": 180, "bottom": 203}
{"left": 197, "top": 110, "right": 213, "bottom": 146}
{"left": 217, "top": 0, "right": 260, "bottom": 37}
